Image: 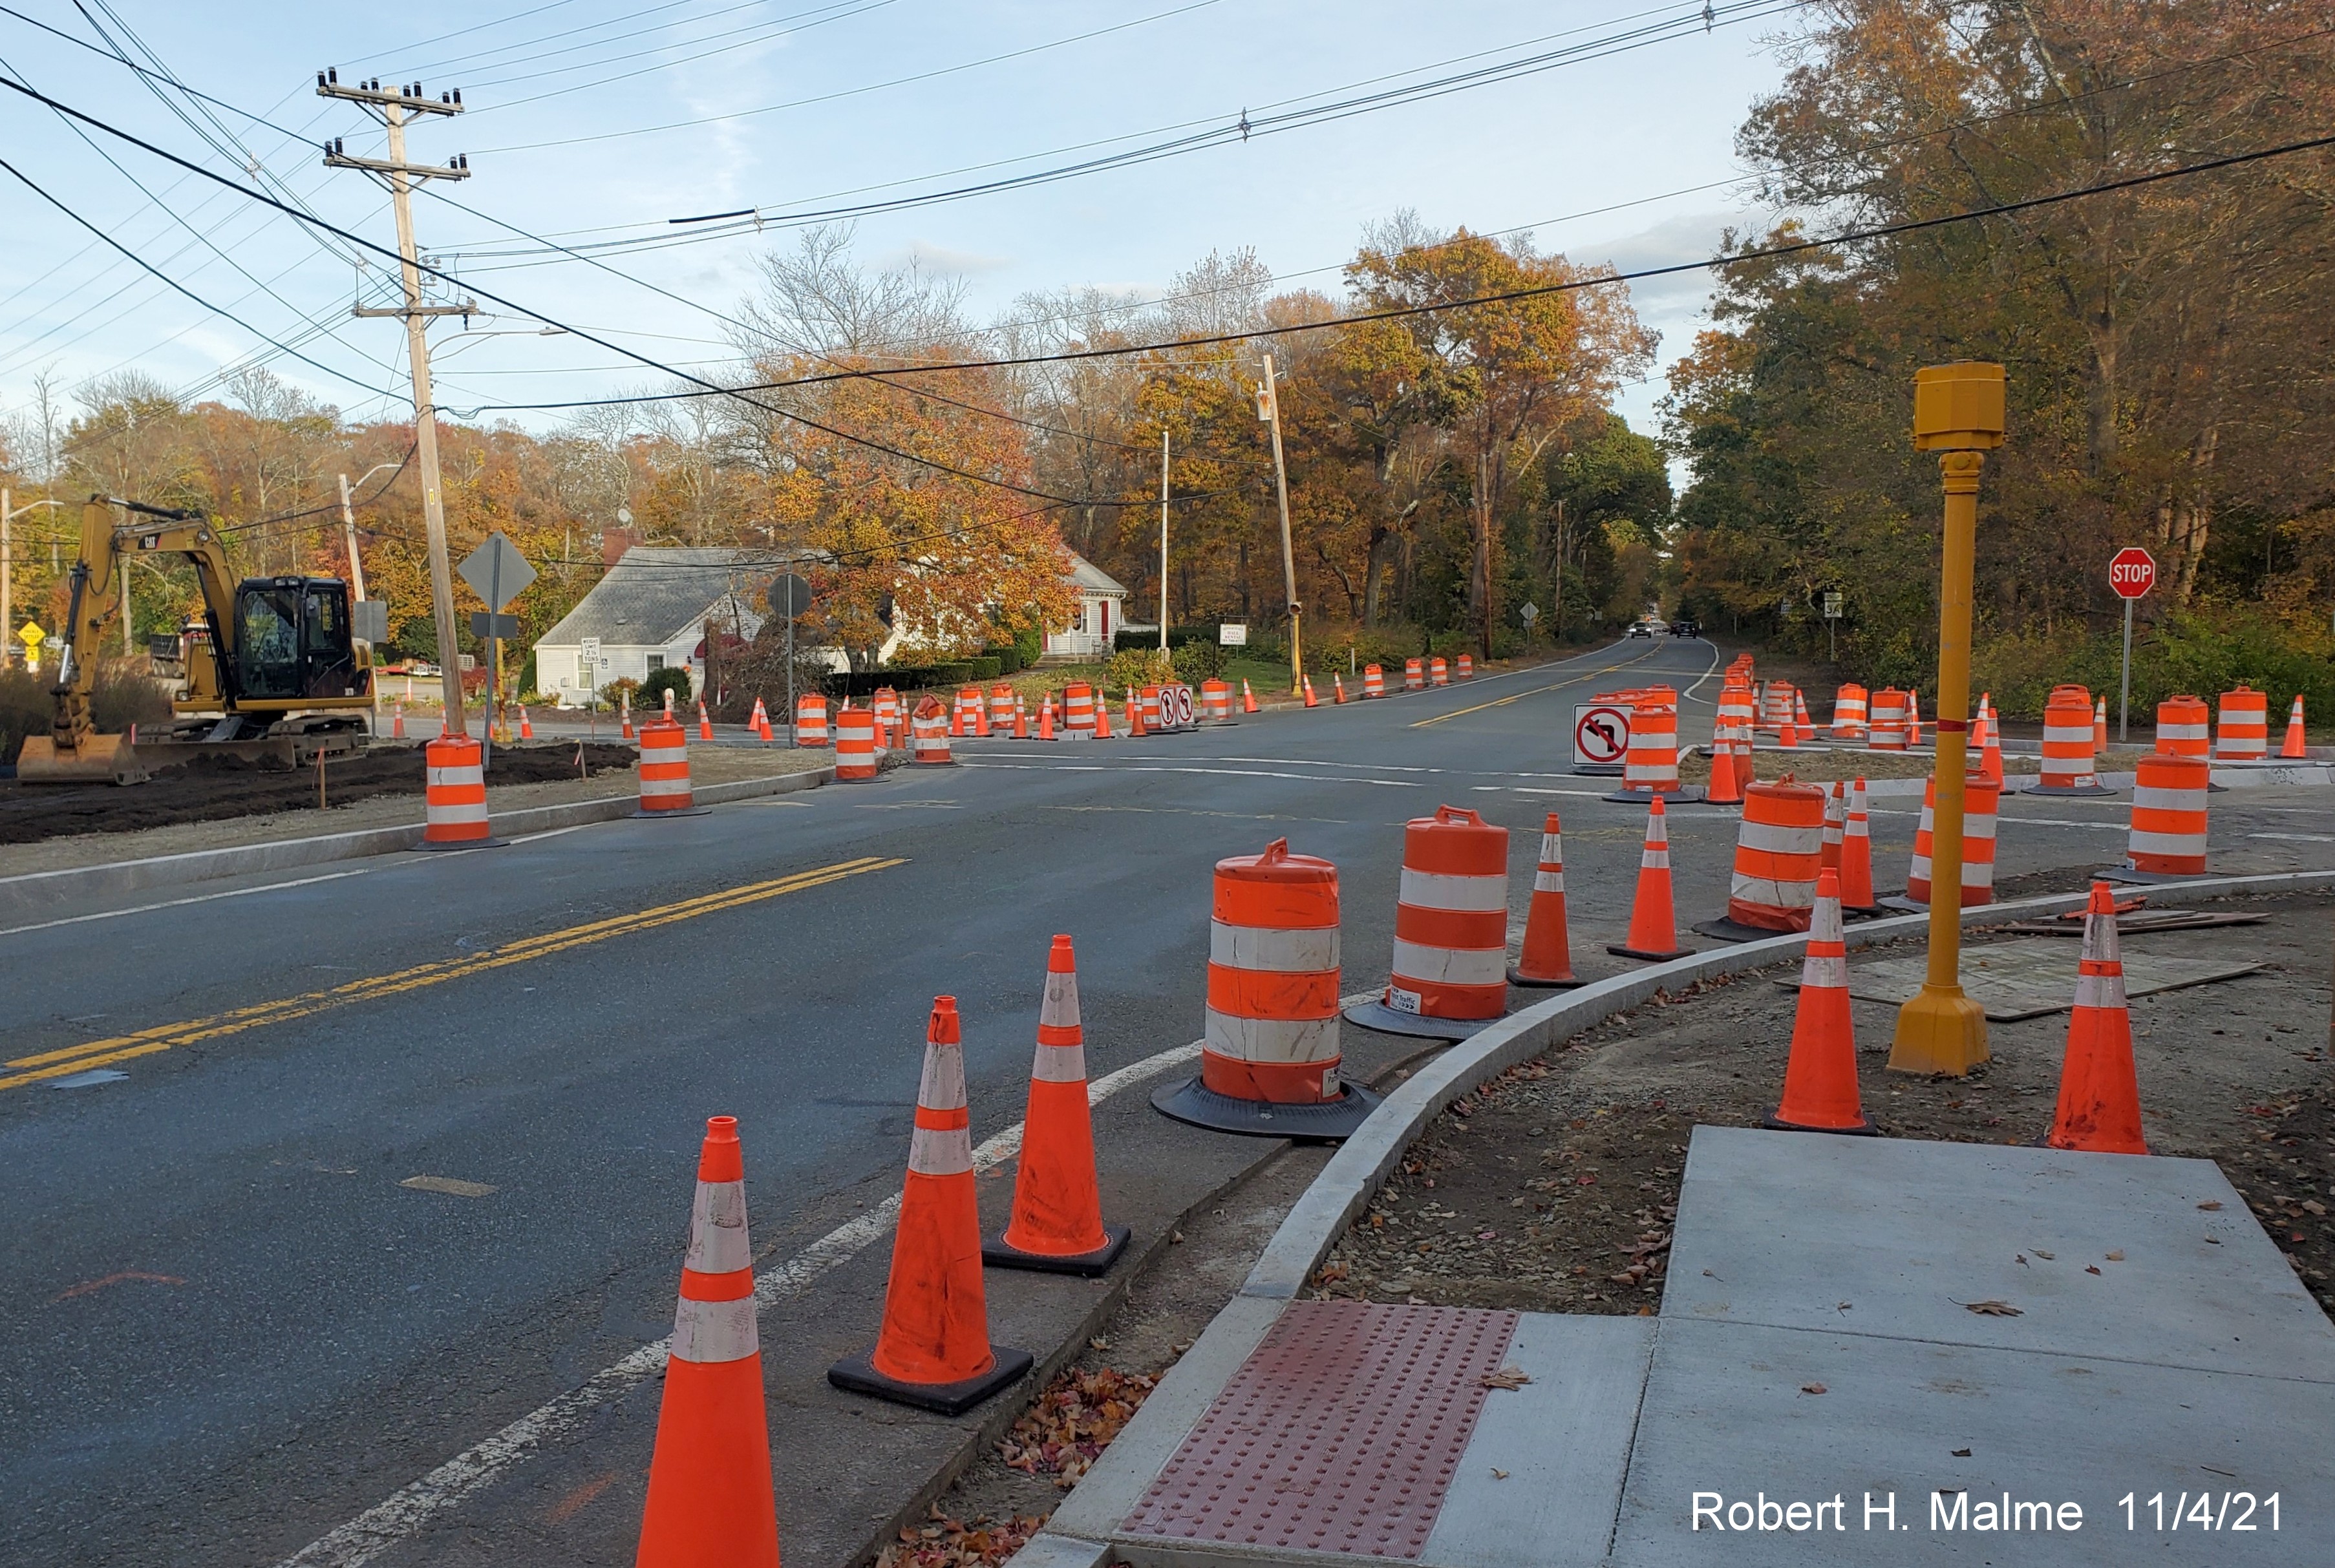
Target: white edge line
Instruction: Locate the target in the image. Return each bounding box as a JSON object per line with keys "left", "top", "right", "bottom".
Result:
{"left": 504, "top": 824, "right": 589, "bottom": 846}
{"left": 0, "top": 868, "right": 372, "bottom": 939}
{"left": 275, "top": 1036, "right": 1219, "bottom": 1568}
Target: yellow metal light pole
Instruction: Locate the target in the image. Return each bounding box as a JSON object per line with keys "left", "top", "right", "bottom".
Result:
{"left": 1889, "top": 361, "right": 2006, "bottom": 1077}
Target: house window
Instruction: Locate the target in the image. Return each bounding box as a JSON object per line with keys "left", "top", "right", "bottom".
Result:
{"left": 646, "top": 654, "right": 665, "bottom": 672}
{"left": 575, "top": 654, "right": 593, "bottom": 685}
{"left": 1068, "top": 603, "right": 1086, "bottom": 634}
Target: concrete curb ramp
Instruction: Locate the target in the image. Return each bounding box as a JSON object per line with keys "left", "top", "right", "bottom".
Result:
{"left": 1014, "top": 866, "right": 2335, "bottom": 1568}
{"left": 0, "top": 766, "right": 835, "bottom": 918}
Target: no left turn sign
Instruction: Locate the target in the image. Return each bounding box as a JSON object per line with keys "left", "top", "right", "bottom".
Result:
{"left": 1573, "top": 703, "right": 1630, "bottom": 772}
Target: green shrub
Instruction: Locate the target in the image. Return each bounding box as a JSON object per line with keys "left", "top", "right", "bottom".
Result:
{"left": 968, "top": 656, "right": 1002, "bottom": 681}
{"left": 638, "top": 666, "right": 693, "bottom": 714}
{"left": 1013, "top": 624, "right": 1043, "bottom": 666}
{"left": 983, "top": 642, "right": 1027, "bottom": 675}
{"left": 1171, "top": 640, "right": 1228, "bottom": 684}
{"left": 1104, "top": 646, "right": 1175, "bottom": 695}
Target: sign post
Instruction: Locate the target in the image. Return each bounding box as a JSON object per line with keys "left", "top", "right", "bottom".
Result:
{"left": 1821, "top": 591, "right": 1843, "bottom": 663}
{"left": 2108, "top": 547, "right": 2155, "bottom": 743}
{"left": 768, "top": 573, "right": 812, "bottom": 744}
{"left": 458, "top": 533, "right": 536, "bottom": 772}
{"left": 1519, "top": 601, "right": 1539, "bottom": 644}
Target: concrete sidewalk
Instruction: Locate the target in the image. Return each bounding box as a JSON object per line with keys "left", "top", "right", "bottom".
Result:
{"left": 1027, "top": 1128, "right": 2334, "bottom": 1567}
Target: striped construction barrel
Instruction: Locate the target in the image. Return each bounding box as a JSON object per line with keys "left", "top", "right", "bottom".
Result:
{"left": 988, "top": 683, "right": 1016, "bottom": 736}
{"left": 1063, "top": 682, "right": 1096, "bottom": 737}
{"left": 1200, "top": 679, "right": 1231, "bottom": 721}
{"left": 423, "top": 734, "right": 490, "bottom": 845}
{"left": 1831, "top": 684, "right": 1868, "bottom": 739}
{"left": 1868, "top": 688, "right": 1908, "bottom": 750}
{"left": 2215, "top": 686, "right": 2268, "bottom": 760}
{"left": 637, "top": 717, "right": 694, "bottom": 812}
{"left": 1726, "top": 779, "right": 1826, "bottom": 930}
{"left": 1456, "top": 653, "right": 1473, "bottom": 679}
{"left": 834, "top": 708, "right": 879, "bottom": 781}
{"left": 1364, "top": 664, "right": 1385, "bottom": 699}
{"left": 912, "top": 701, "right": 953, "bottom": 765}
{"left": 1907, "top": 773, "right": 2000, "bottom": 906}
{"left": 2155, "top": 695, "right": 2210, "bottom": 758}
{"left": 795, "top": 693, "right": 830, "bottom": 747}
{"left": 2126, "top": 753, "right": 2208, "bottom": 876}
{"left": 1201, "top": 840, "right": 1343, "bottom": 1103}
{"left": 1404, "top": 658, "right": 1424, "bottom": 691}
{"left": 2032, "top": 692, "right": 2108, "bottom": 793}
{"left": 1429, "top": 657, "right": 1449, "bottom": 687}
{"left": 1383, "top": 806, "right": 1509, "bottom": 1022}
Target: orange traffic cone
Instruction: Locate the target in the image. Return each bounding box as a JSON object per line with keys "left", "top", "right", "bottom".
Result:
{"left": 622, "top": 692, "right": 635, "bottom": 741}
{"left": 1012, "top": 695, "right": 1030, "bottom": 740}
{"left": 1976, "top": 695, "right": 2003, "bottom": 783}
{"left": 1767, "top": 869, "right": 1871, "bottom": 1134}
{"left": 1126, "top": 695, "right": 1146, "bottom": 737}
{"left": 2281, "top": 694, "right": 2307, "bottom": 759}
{"left": 2045, "top": 883, "right": 2148, "bottom": 1154}
{"left": 516, "top": 706, "right": 534, "bottom": 740}
{"left": 1092, "top": 694, "right": 1112, "bottom": 739}
{"left": 1302, "top": 675, "right": 1318, "bottom": 708}
{"left": 1509, "top": 812, "right": 1581, "bottom": 987}
{"left": 1707, "top": 715, "right": 1743, "bottom": 805}
{"left": 830, "top": 998, "right": 1034, "bottom": 1414}
{"left": 1820, "top": 781, "right": 1845, "bottom": 877}
{"left": 1779, "top": 709, "right": 1798, "bottom": 747}
{"left": 664, "top": 688, "right": 676, "bottom": 721}
{"left": 1839, "top": 777, "right": 1883, "bottom": 915}
{"left": 750, "top": 697, "right": 773, "bottom": 743}
{"left": 635, "top": 1116, "right": 782, "bottom": 1568}
{"left": 1241, "top": 678, "right": 1259, "bottom": 714}
{"left": 1793, "top": 689, "right": 1814, "bottom": 735}
{"left": 1334, "top": 673, "right": 1347, "bottom": 704}
{"left": 392, "top": 701, "right": 406, "bottom": 740}
{"left": 2094, "top": 696, "right": 2108, "bottom": 752}
{"left": 698, "top": 699, "right": 715, "bottom": 741}
{"left": 1038, "top": 694, "right": 1057, "bottom": 741}
{"left": 986, "top": 937, "right": 1130, "bottom": 1275}
{"left": 1608, "top": 798, "right": 1694, "bottom": 961}
{"left": 1905, "top": 688, "right": 1921, "bottom": 747}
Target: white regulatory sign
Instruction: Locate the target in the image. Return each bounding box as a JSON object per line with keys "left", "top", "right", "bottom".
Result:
{"left": 1168, "top": 683, "right": 1196, "bottom": 727}
{"left": 1572, "top": 703, "right": 1631, "bottom": 774}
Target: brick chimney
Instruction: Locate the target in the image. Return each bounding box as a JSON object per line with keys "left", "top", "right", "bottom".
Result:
{"left": 601, "top": 526, "right": 644, "bottom": 566}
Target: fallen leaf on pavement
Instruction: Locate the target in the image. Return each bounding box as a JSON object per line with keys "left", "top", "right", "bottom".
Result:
{"left": 2085, "top": 1266, "right": 2102, "bottom": 1275}
{"left": 1800, "top": 1383, "right": 1827, "bottom": 1395}
{"left": 1963, "top": 1300, "right": 2023, "bottom": 1317}
{"left": 2104, "top": 1250, "right": 2124, "bottom": 1261}
{"left": 1952, "top": 1448, "right": 1972, "bottom": 1457}
{"left": 1491, "top": 1468, "right": 1510, "bottom": 1479}
{"left": 1480, "top": 1365, "right": 1532, "bottom": 1391}
{"left": 997, "top": 1366, "right": 1160, "bottom": 1490}
{"left": 2031, "top": 1249, "right": 2054, "bottom": 1260}
{"left": 2198, "top": 1201, "right": 2223, "bottom": 1211}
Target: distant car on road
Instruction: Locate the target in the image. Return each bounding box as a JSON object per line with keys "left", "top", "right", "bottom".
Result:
{"left": 1626, "top": 622, "right": 1656, "bottom": 639}
{"left": 1670, "top": 619, "right": 1701, "bottom": 637}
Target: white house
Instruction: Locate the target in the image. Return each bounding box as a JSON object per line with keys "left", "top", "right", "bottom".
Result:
{"left": 1042, "top": 554, "right": 1130, "bottom": 659}
{"left": 534, "top": 546, "right": 765, "bottom": 708}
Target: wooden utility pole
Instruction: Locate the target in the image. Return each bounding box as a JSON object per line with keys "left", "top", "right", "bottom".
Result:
{"left": 1255, "top": 355, "right": 1301, "bottom": 693}
{"left": 317, "top": 70, "right": 475, "bottom": 733}
{"left": 1158, "top": 429, "right": 1171, "bottom": 652}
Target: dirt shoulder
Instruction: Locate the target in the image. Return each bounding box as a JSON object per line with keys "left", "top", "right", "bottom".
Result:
{"left": 1308, "top": 891, "right": 2335, "bottom": 1320}
{"left": 0, "top": 742, "right": 827, "bottom": 878}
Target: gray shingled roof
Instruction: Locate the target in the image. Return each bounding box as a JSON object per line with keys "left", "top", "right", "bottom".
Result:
{"left": 537, "top": 547, "right": 763, "bottom": 646}
{"left": 1068, "top": 553, "right": 1128, "bottom": 595}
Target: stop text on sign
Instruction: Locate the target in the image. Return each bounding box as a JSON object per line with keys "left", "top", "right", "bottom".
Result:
{"left": 2109, "top": 547, "right": 2156, "bottom": 599}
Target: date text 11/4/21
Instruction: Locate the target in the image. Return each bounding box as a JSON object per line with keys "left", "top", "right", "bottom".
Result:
{"left": 2122, "top": 1492, "right": 2278, "bottom": 1532}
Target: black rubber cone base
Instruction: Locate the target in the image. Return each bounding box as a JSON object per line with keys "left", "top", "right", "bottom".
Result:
{"left": 631, "top": 805, "right": 713, "bottom": 819}
{"left": 1691, "top": 916, "right": 1803, "bottom": 944}
{"left": 1842, "top": 904, "right": 1890, "bottom": 920}
{"left": 1150, "top": 1076, "right": 1383, "bottom": 1141}
{"left": 1763, "top": 1113, "right": 1879, "bottom": 1136}
{"left": 1601, "top": 785, "right": 1703, "bottom": 805}
{"left": 982, "top": 1224, "right": 1131, "bottom": 1277}
{"left": 1341, "top": 1000, "right": 1502, "bottom": 1041}
{"left": 414, "top": 835, "right": 508, "bottom": 852}
{"left": 827, "top": 1343, "right": 1034, "bottom": 1416}
{"left": 2022, "top": 782, "right": 2118, "bottom": 797}
{"left": 1508, "top": 966, "right": 1586, "bottom": 989}
{"left": 1606, "top": 941, "right": 1694, "bottom": 962}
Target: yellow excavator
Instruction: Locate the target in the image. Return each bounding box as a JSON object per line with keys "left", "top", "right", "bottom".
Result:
{"left": 16, "top": 496, "right": 377, "bottom": 784}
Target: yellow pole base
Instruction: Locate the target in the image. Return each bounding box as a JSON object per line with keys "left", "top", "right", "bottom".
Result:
{"left": 1888, "top": 982, "right": 1990, "bottom": 1076}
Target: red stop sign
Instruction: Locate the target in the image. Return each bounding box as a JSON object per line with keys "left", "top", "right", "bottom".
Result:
{"left": 2109, "top": 547, "right": 2156, "bottom": 599}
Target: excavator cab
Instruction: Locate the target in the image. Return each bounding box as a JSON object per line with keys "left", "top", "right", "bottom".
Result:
{"left": 230, "top": 577, "right": 361, "bottom": 701}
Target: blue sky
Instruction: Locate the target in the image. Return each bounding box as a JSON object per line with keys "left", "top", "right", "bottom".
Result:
{"left": 0, "top": 1, "right": 1797, "bottom": 444}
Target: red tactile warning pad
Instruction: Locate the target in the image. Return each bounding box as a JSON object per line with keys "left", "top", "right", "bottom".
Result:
{"left": 1120, "top": 1301, "right": 1519, "bottom": 1558}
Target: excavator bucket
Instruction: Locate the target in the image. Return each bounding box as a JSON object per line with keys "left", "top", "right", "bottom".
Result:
{"left": 14, "top": 733, "right": 151, "bottom": 785}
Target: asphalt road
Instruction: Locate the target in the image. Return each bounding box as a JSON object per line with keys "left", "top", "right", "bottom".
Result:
{"left": 4, "top": 634, "right": 2330, "bottom": 1567}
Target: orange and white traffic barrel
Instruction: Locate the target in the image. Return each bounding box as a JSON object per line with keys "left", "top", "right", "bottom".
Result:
{"left": 912, "top": 700, "right": 954, "bottom": 765}
{"left": 421, "top": 733, "right": 496, "bottom": 849}
{"left": 2155, "top": 695, "right": 2209, "bottom": 757}
{"left": 1605, "top": 698, "right": 1694, "bottom": 802}
{"left": 1759, "top": 683, "right": 1795, "bottom": 733}
{"left": 1344, "top": 807, "right": 1510, "bottom": 1041}
{"left": 2029, "top": 690, "right": 2114, "bottom": 795}
{"left": 835, "top": 708, "right": 879, "bottom": 781}
{"left": 989, "top": 683, "right": 1016, "bottom": 736}
{"left": 1151, "top": 839, "right": 1380, "bottom": 1138}
{"left": 1200, "top": 679, "right": 1231, "bottom": 721}
{"left": 1867, "top": 688, "right": 1908, "bottom": 750}
{"left": 1140, "top": 685, "right": 1164, "bottom": 734}
{"left": 1429, "top": 656, "right": 1449, "bottom": 687}
{"left": 2214, "top": 685, "right": 2268, "bottom": 761}
{"left": 1456, "top": 653, "right": 1473, "bottom": 679}
{"left": 873, "top": 686, "right": 901, "bottom": 743}
{"left": 796, "top": 692, "right": 830, "bottom": 747}
{"left": 2119, "top": 752, "right": 2209, "bottom": 879}
{"left": 1063, "top": 681, "right": 1096, "bottom": 737}
{"left": 1703, "top": 778, "right": 1825, "bottom": 935}
{"left": 1363, "top": 664, "right": 1385, "bottom": 699}
{"left": 1906, "top": 773, "right": 1999, "bottom": 905}
{"left": 1830, "top": 684, "right": 1868, "bottom": 740}
{"left": 1404, "top": 657, "right": 1424, "bottom": 691}
{"left": 635, "top": 715, "right": 704, "bottom": 816}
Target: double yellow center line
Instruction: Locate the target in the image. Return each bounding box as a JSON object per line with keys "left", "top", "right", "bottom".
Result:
{"left": 2, "top": 856, "right": 904, "bottom": 1094}
{"left": 1408, "top": 650, "right": 1654, "bottom": 728}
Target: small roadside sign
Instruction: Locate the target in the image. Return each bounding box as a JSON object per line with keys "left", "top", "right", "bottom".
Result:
{"left": 1573, "top": 703, "right": 1630, "bottom": 774}
{"left": 768, "top": 573, "right": 813, "bottom": 617}
{"left": 1822, "top": 591, "right": 1844, "bottom": 619}
{"left": 579, "top": 635, "right": 601, "bottom": 662}
{"left": 468, "top": 611, "right": 520, "bottom": 640}
{"left": 1519, "top": 602, "right": 1539, "bottom": 626}
{"left": 17, "top": 620, "right": 42, "bottom": 646}
{"left": 458, "top": 532, "right": 535, "bottom": 609}
{"left": 1219, "top": 622, "right": 1248, "bottom": 646}
{"left": 2109, "top": 547, "right": 2156, "bottom": 599}
{"left": 351, "top": 599, "right": 389, "bottom": 643}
